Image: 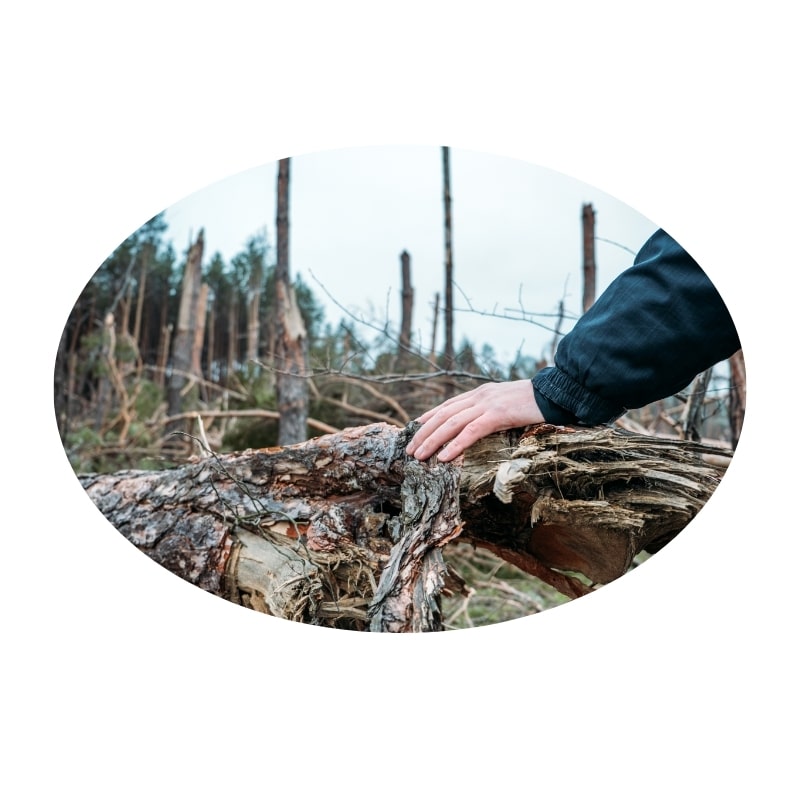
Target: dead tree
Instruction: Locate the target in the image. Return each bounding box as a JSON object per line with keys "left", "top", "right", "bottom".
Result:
{"left": 190, "top": 283, "right": 209, "bottom": 390}
{"left": 168, "top": 229, "right": 205, "bottom": 420}
{"left": 246, "top": 245, "right": 263, "bottom": 365}
{"left": 582, "top": 203, "right": 596, "bottom": 313}
{"left": 728, "top": 350, "right": 746, "bottom": 450}
{"left": 274, "top": 157, "right": 309, "bottom": 445}
{"left": 93, "top": 312, "right": 115, "bottom": 431}
{"left": 398, "top": 250, "right": 414, "bottom": 364}
{"left": 79, "top": 422, "right": 731, "bottom": 632}
{"left": 132, "top": 240, "right": 151, "bottom": 347}
{"left": 429, "top": 291, "right": 440, "bottom": 360}
{"left": 442, "top": 146, "right": 455, "bottom": 373}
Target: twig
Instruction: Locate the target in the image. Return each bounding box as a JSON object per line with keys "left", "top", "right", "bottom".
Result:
{"left": 163, "top": 408, "right": 340, "bottom": 435}
{"left": 195, "top": 414, "right": 211, "bottom": 454}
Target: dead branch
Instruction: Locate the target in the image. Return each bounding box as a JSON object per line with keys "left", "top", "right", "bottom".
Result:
{"left": 163, "top": 408, "right": 340, "bottom": 435}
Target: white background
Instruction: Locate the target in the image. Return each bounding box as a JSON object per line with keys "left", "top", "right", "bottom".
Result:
{"left": 3, "top": 2, "right": 797, "bottom": 797}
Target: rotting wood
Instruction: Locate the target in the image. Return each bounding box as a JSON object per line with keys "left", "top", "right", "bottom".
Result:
{"left": 79, "top": 421, "right": 731, "bottom": 631}
{"left": 459, "top": 424, "right": 728, "bottom": 587}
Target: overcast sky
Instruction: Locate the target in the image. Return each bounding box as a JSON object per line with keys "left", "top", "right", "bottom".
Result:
{"left": 161, "top": 144, "right": 658, "bottom": 367}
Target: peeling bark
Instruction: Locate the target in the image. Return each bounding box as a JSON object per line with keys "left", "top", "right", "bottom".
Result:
{"left": 79, "top": 422, "right": 731, "bottom": 631}
{"left": 369, "top": 457, "right": 462, "bottom": 632}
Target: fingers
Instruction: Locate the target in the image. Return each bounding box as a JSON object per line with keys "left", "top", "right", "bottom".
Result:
{"left": 407, "top": 402, "right": 487, "bottom": 462}
{"left": 405, "top": 380, "right": 544, "bottom": 462}
{"left": 406, "top": 385, "right": 487, "bottom": 460}
{"left": 415, "top": 392, "right": 469, "bottom": 425}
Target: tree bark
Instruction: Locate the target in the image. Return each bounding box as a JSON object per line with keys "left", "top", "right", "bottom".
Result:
{"left": 680, "top": 367, "right": 713, "bottom": 442}
{"left": 442, "top": 146, "right": 455, "bottom": 373}
{"left": 155, "top": 323, "right": 171, "bottom": 391}
{"left": 93, "top": 312, "right": 115, "bottom": 432}
{"left": 190, "top": 282, "right": 209, "bottom": 392}
{"left": 168, "top": 229, "right": 205, "bottom": 419}
{"left": 429, "top": 291, "right": 440, "bottom": 361}
{"left": 274, "top": 157, "right": 309, "bottom": 445}
{"left": 728, "top": 350, "right": 746, "bottom": 450}
{"left": 132, "top": 241, "right": 150, "bottom": 348}
{"left": 206, "top": 304, "right": 215, "bottom": 382}
{"left": 582, "top": 203, "right": 596, "bottom": 313}
{"left": 80, "top": 422, "right": 730, "bottom": 631}
{"left": 398, "top": 250, "right": 414, "bottom": 365}
{"left": 226, "top": 289, "right": 238, "bottom": 384}
{"left": 246, "top": 251, "right": 263, "bottom": 365}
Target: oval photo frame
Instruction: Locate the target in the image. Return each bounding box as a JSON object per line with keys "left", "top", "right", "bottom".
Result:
{"left": 54, "top": 145, "right": 744, "bottom": 631}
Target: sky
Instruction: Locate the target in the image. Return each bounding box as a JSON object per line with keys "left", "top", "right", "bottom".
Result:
{"left": 161, "top": 144, "right": 658, "bottom": 367}
{"left": 5, "top": 3, "right": 798, "bottom": 797}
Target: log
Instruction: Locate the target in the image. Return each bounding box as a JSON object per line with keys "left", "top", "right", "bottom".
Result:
{"left": 459, "top": 424, "right": 726, "bottom": 590}
{"left": 79, "top": 422, "right": 731, "bottom": 631}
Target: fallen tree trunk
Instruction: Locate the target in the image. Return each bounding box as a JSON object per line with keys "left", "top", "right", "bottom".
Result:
{"left": 79, "top": 422, "right": 730, "bottom": 632}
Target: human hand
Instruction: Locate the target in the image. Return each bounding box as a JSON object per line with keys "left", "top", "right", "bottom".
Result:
{"left": 405, "top": 379, "right": 545, "bottom": 462}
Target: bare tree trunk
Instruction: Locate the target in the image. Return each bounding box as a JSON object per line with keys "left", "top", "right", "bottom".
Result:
{"left": 155, "top": 324, "right": 171, "bottom": 390}
{"left": 246, "top": 254, "right": 263, "bottom": 366}
{"left": 190, "top": 282, "right": 208, "bottom": 377}
{"left": 549, "top": 298, "right": 565, "bottom": 365}
{"left": 80, "top": 422, "right": 731, "bottom": 631}
{"left": 226, "top": 291, "right": 238, "bottom": 385}
{"left": 429, "top": 291, "right": 440, "bottom": 361}
{"left": 119, "top": 285, "right": 132, "bottom": 339}
{"left": 132, "top": 241, "right": 150, "bottom": 347}
{"left": 582, "top": 203, "right": 597, "bottom": 313}
{"left": 190, "top": 282, "right": 209, "bottom": 400}
{"left": 206, "top": 305, "right": 216, "bottom": 383}
{"left": 728, "top": 349, "right": 746, "bottom": 450}
{"left": 442, "top": 146, "right": 455, "bottom": 373}
{"left": 54, "top": 325, "right": 69, "bottom": 439}
{"left": 398, "top": 250, "right": 414, "bottom": 365}
{"left": 680, "top": 367, "right": 713, "bottom": 441}
{"left": 274, "top": 158, "right": 308, "bottom": 445}
{"left": 154, "top": 293, "right": 170, "bottom": 389}
{"left": 94, "top": 312, "right": 115, "bottom": 431}
{"left": 168, "top": 229, "right": 205, "bottom": 419}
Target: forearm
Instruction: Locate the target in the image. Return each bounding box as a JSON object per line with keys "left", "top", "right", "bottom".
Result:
{"left": 533, "top": 229, "right": 741, "bottom": 425}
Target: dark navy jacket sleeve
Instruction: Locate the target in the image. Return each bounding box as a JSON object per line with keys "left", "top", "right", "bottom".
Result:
{"left": 532, "top": 229, "right": 741, "bottom": 426}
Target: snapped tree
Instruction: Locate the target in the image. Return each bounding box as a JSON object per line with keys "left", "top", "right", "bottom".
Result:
{"left": 273, "top": 157, "right": 309, "bottom": 445}
{"left": 79, "top": 420, "right": 731, "bottom": 632}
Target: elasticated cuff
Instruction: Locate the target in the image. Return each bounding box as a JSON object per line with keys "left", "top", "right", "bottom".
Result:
{"left": 532, "top": 368, "right": 625, "bottom": 426}
{"left": 532, "top": 382, "right": 579, "bottom": 425}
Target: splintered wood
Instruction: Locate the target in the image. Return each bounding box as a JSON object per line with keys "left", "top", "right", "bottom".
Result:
{"left": 79, "top": 421, "right": 731, "bottom": 631}
{"left": 368, "top": 457, "right": 462, "bottom": 632}
{"left": 459, "top": 424, "right": 727, "bottom": 590}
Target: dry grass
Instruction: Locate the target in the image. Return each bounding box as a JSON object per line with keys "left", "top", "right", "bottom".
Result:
{"left": 441, "top": 542, "right": 570, "bottom": 629}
